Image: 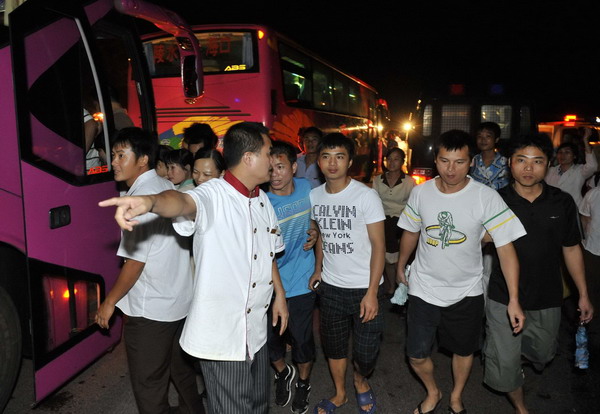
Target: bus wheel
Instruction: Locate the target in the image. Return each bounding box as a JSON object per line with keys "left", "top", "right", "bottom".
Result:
{"left": 0, "top": 286, "right": 22, "bottom": 412}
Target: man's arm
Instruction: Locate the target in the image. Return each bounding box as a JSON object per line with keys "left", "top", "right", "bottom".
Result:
{"left": 303, "top": 219, "right": 320, "bottom": 251}
{"left": 95, "top": 259, "right": 145, "bottom": 329}
{"left": 360, "top": 220, "right": 385, "bottom": 323}
{"left": 582, "top": 129, "right": 598, "bottom": 178}
{"left": 270, "top": 260, "right": 289, "bottom": 335}
{"left": 496, "top": 242, "right": 525, "bottom": 334}
{"left": 563, "top": 244, "right": 594, "bottom": 323}
{"left": 99, "top": 190, "right": 197, "bottom": 231}
{"left": 396, "top": 230, "right": 419, "bottom": 285}
{"left": 308, "top": 220, "right": 323, "bottom": 290}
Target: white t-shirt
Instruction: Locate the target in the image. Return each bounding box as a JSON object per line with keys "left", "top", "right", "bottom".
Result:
{"left": 116, "top": 170, "right": 193, "bottom": 321}
{"left": 580, "top": 186, "right": 600, "bottom": 256}
{"left": 173, "top": 177, "right": 284, "bottom": 361}
{"left": 545, "top": 152, "right": 598, "bottom": 208}
{"left": 310, "top": 179, "right": 385, "bottom": 288}
{"left": 397, "top": 177, "right": 526, "bottom": 306}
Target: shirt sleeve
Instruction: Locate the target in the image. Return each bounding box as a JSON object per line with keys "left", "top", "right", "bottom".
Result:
{"left": 580, "top": 190, "right": 593, "bottom": 217}
{"left": 397, "top": 185, "right": 422, "bottom": 232}
{"left": 117, "top": 213, "right": 162, "bottom": 263}
{"left": 172, "top": 187, "right": 204, "bottom": 236}
{"left": 362, "top": 188, "right": 386, "bottom": 224}
{"left": 482, "top": 191, "right": 527, "bottom": 247}
{"left": 582, "top": 152, "right": 599, "bottom": 178}
{"left": 562, "top": 194, "right": 582, "bottom": 247}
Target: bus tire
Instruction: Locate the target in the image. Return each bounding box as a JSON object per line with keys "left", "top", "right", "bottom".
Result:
{"left": 0, "top": 286, "right": 22, "bottom": 412}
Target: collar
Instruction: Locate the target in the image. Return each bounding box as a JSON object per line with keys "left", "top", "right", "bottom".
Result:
{"left": 224, "top": 171, "right": 260, "bottom": 198}
{"left": 382, "top": 171, "right": 406, "bottom": 187}
{"left": 506, "top": 180, "right": 548, "bottom": 204}
{"left": 126, "top": 169, "right": 155, "bottom": 195}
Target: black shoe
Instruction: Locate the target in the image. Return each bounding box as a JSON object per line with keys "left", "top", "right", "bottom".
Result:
{"left": 274, "top": 364, "right": 296, "bottom": 407}
{"left": 291, "top": 381, "right": 311, "bottom": 414}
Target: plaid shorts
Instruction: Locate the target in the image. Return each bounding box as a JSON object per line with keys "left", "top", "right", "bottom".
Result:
{"left": 317, "top": 282, "right": 384, "bottom": 375}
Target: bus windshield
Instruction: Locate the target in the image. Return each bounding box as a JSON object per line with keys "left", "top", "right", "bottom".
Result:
{"left": 144, "top": 31, "right": 256, "bottom": 76}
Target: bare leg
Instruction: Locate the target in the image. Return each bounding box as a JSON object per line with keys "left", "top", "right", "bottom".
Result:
{"left": 317, "top": 358, "right": 348, "bottom": 413}
{"left": 449, "top": 354, "right": 473, "bottom": 413}
{"left": 409, "top": 357, "right": 442, "bottom": 414}
{"left": 384, "top": 262, "right": 397, "bottom": 295}
{"left": 507, "top": 387, "right": 529, "bottom": 414}
{"left": 272, "top": 358, "right": 286, "bottom": 373}
{"left": 353, "top": 365, "right": 374, "bottom": 412}
{"left": 297, "top": 361, "right": 313, "bottom": 381}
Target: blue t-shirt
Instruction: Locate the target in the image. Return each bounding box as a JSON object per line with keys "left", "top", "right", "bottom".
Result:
{"left": 267, "top": 178, "right": 315, "bottom": 298}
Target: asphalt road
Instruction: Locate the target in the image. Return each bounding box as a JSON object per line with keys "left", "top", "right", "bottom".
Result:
{"left": 4, "top": 301, "right": 600, "bottom": 413}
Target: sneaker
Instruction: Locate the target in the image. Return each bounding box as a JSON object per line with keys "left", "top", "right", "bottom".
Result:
{"left": 274, "top": 364, "right": 296, "bottom": 407}
{"left": 291, "top": 381, "right": 311, "bottom": 414}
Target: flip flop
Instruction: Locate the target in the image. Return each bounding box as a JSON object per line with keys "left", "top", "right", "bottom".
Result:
{"left": 313, "top": 399, "right": 344, "bottom": 414}
{"left": 355, "top": 388, "right": 376, "bottom": 413}
{"left": 448, "top": 406, "right": 467, "bottom": 414}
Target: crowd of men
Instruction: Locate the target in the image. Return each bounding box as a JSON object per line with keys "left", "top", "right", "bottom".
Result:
{"left": 96, "top": 121, "right": 596, "bottom": 414}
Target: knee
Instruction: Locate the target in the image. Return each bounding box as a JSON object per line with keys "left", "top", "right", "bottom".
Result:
{"left": 409, "top": 356, "right": 428, "bottom": 367}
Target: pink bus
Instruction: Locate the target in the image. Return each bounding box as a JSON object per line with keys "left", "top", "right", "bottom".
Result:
{"left": 129, "top": 24, "right": 391, "bottom": 180}
{"left": 0, "top": 0, "right": 201, "bottom": 409}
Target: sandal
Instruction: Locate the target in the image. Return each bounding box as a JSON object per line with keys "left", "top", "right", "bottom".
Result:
{"left": 313, "top": 399, "right": 345, "bottom": 414}
{"left": 356, "top": 388, "right": 377, "bottom": 413}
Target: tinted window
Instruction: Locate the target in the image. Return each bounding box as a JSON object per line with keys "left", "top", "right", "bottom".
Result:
{"left": 145, "top": 31, "right": 256, "bottom": 77}
{"left": 481, "top": 105, "right": 512, "bottom": 138}
{"left": 441, "top": 105, "right": 470, "bottom": 133}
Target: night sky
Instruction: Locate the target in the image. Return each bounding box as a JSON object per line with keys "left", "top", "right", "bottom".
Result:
{"left": 150, "top": 0, "right": 598, "bottom": 124}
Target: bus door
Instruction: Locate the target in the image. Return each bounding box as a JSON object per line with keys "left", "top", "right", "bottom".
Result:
{"left": 8, "top": 0, "right": 153, "bottom": 402}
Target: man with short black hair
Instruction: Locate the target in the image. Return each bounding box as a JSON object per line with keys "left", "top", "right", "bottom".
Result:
{"left": 96, "top": 127, "right": 203, "bottom": 414}
{"left": 484, "top": 132, "right": 594, "bottom": 414}
{"left": 397, "top": 129, "right": 526, "bottom": 414}
{"left": 267, "top": 140, "right": 319, "bottom": 414}
{"left": 309, "top": 133, "right": 386, "bottom": 414}
{"left": 100, "top": 122, "right": 289, "bottom": 414}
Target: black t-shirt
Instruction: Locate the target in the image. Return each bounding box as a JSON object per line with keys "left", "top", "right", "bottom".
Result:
{"left": 488, "top": 182, "right": 581, "bottom": 310}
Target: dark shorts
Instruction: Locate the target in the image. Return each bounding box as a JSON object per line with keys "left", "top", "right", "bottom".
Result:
{"left": 406, "top": 294, "right": 484, "bottom": 358}
{"left": 384, "top": 215, "right": 403, "bottom": 253}
{"left": 317, "top": 282, "right": 384, "bottom": 376}
{"left": 267, "top": 292, "right": 316, "bottom": 364}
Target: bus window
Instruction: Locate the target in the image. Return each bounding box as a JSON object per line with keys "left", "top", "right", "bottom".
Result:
{"left": 23, "top": 17, "right": 107, "bottom": 179}
{"left": 144, "top": 31, "right": 256, "bottom": 76}
{"left": 91, "top": 21, "right": 143, "bottom": 148}
{"left": 481, "top": 104, "right": 512, "bottom": 138}
{"left": 333, "top": 75, "right": 348, "bottom": 114}
{"left": 313, "top": 61, "right": 333, "bottom": 110}
{"left": 441, "top": 104, "right": 471, "bottom": 133}
{"left": 280, "top": 43, "right": 312, "bottom": 105}
{"left": 423, "top": 104, "right": 433, "bottom": 136}
{"left": 348, "top": 83, "right": 360, "bottom": 116}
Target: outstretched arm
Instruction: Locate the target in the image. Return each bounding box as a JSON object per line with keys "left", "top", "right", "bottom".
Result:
{"left": 99, "top": 190, "right": 196, "bottom": 231}
{"left": 496, "top": 242, "right": 525, "bottom": 334}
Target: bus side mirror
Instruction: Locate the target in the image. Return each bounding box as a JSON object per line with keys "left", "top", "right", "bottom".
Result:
{"left": 182, "top": 55, "right": 200, "bottom": 98}
{"left": 115, "top": 0, "right": 204, "bottom": 99}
